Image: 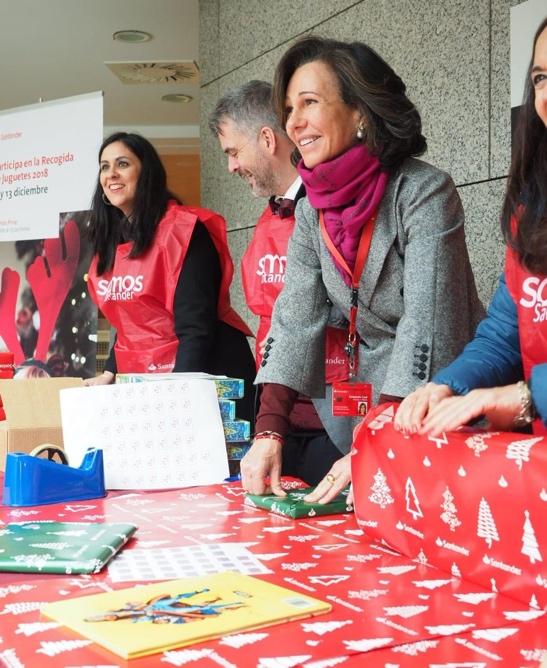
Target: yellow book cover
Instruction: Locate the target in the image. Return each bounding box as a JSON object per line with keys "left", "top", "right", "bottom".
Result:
{"left": 41, "top": 572, "right": 332, "bottom": 659}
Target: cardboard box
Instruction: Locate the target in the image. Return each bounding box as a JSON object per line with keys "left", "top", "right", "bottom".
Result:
{"left": 0, "top": 378, "right": 84, "bottom": 470}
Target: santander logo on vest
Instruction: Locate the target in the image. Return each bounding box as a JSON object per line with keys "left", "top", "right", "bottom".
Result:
{"left": 256, "top": 254, "right": 287, "bottom": 284}
{"left": 96, "top": 274, "right": 144, "bottom": 301}
{"left": 520, "top": 276, "right": 547, "bottom": 323}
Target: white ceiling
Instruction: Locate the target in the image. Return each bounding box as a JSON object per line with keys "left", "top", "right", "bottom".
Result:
{"left": 0, "top": 0, "right": 200, "bottom": 154}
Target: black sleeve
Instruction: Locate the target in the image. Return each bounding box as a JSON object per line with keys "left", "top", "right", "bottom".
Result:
{"left": 104, "top": 334, "right": 117, "bottom": 374}
{"left": 173, "top": 222, "right": 222, "bottom": 372}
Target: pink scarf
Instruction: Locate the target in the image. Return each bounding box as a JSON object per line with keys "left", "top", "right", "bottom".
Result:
{"left": 298, "top": 144, "right": 388, "bottom": 285}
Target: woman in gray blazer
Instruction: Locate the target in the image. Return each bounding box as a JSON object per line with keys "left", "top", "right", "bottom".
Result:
{"left": 241, "top": 36, "right": 484, "bottom": 502}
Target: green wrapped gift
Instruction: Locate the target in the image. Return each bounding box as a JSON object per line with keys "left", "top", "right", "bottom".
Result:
{"left": 245, "top": 486, "right": 353, "bottom": 519}
{"left": 0, "top": 521, "right": 137, "bottom": 574}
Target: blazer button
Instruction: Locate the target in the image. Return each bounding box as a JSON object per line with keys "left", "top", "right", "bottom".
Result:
{"left": 417, "top": 371, "right": 426, "bottom": 380}
{"left": 421, "top": 344, "right": 429, "bottom": 353}
{"left": 419, "top": 353, "right": 427, "bottom": 362}
{"left": 267, "top": 337, "right": 274, "bottom": 344}
{"left": 260, "top": 360, "right": 267, "bottom": 367}
{"left": 263, "top": 352, "right": 269, "bottom": 359}
{"left": 265, "top": 344, "right": 272, "bottom": 351}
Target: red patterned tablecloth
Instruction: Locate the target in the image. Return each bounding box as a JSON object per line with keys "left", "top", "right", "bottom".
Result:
{"left": 0, "top": 480, "right": 545, "bottom": 668}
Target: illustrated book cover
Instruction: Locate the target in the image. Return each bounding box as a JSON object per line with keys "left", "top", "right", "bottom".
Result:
{"left": 0, "top": 521, "right": 137, "bottom": 574}
{"left": 245, "top": 486, "right": 353, "bottom": 518}
{"left": 41, "top": 571, "right": 332, "bottom": 659}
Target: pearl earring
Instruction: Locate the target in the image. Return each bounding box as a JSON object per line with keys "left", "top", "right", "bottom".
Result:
{"left": 356, "top": 122, "right": 365, "bottom": 140}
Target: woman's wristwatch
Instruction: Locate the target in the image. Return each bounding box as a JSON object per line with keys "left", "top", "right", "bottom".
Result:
{"left": 514, "top": 380, "right": 536, "bottom": 426}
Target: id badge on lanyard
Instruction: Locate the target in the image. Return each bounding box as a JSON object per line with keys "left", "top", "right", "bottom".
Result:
{"left": 319, "top": 210, "right": 375, "bottom": 418}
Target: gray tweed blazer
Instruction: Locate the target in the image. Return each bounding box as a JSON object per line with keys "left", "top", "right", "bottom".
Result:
{"left": 256, "top": 158, "right": 485, "bottom": 453}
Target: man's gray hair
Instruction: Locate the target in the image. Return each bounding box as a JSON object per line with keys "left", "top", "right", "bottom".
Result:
{"left": 208, "top": 80, "right": 284, "bottom": 137}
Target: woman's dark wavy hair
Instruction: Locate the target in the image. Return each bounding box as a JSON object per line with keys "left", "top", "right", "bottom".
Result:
{"left": 502, "top": 18, "right": 547, "bottom": 275}
{"left": 89, "top": 132, "right": 179, "bottom": 274}
{"left": 272, "top": 35, "right": 426, "bottom": 171}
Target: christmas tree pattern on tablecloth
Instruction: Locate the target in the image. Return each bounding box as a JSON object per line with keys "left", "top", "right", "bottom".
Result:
{"left": 36, "top": 639, "right": 93, "bottom": 656}
{"left": 347, "top": 588, "right": 388, "bottom": 600}
{"left": 383, "top": 604, "right": 429, "bottom": 618}
{"left": 301, "top": 619, "right": 353, "bottom": 635}
{"left": 454, "top": 592, "right": 496, "bottom": 605}
{"left": 391, "top": 639, "right": 439, "bottom": 655}
{"left": 451, "top": 562, "right": 462, "bottom": 578}
{"left": 219, "top": 632, "right": 269, "bottom": 647}
{"left": 471, "top": 626, "right": 519, "bottom": 642}
{"left": 344, "top": 637, "right": 394, "bottom": 652}
{"left": 412, "top": 578, "right": 451, "bottom": 590}
{"left": 477, "top": 497, "right": 499, "bottom": 548}
{"left": 256, "top": 656, "right": 312, "bottom": 668}
{"left": 14, "top": 621, "right": 60, "bottom": 636}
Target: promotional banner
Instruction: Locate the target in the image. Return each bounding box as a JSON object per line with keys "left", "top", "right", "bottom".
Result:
{"left": 0, "top": 211, "right": 96, "bottom": 378}
{"left": 0, "top": 91, "right": 102, "bottom": 241}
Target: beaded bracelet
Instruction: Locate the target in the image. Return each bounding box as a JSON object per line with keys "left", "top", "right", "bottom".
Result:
{"left": 254, "top": 430, "right": 284, "bottom": 444}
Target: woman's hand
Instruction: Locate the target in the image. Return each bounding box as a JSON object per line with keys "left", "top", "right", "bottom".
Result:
{"left": 394, "top": 383, "right": 453, "bottom": 434}
{"left": 240, "top": 437, "right": 286, "bottom": 497}
{"left": 419, "top": 384, "right": 522, "bottom": 436}
{"left": 303, "top": 454, "right": 351, "bottom": 505}
{"left": 84, "top": 371, "right": 115, "bottom": 387}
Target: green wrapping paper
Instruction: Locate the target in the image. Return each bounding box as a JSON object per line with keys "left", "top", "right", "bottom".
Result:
{"left": 245, "top": 486, "right": 354, "bottom": 518}
{"left": 0, "top": 521, "right": 137, "bottom": 574}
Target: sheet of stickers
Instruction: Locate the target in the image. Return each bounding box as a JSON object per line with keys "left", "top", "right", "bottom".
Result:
{"left": 0, "top": 479, "right": 545, "bottom": 667}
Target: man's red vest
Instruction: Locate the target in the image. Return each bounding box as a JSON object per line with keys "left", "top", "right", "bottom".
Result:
{"left": 88, "top": 202, "right": 251, "bottom": 374}
{"left": 241, "top": 203, "right": 348, "bottom": 382}
{"left": 505, "top": 238, "right": 547, "bottom": 435}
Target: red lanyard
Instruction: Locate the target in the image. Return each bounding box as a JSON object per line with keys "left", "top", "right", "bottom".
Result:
{"left": 319, "top": 210, "right": 376, "bottom": 378}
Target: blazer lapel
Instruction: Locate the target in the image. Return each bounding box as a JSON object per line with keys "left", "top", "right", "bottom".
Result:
{"left": 358, "top": 191, "right": 398, "bottom": 308}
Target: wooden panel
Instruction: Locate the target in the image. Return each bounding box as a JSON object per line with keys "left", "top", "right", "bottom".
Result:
{"left": 162, "top": 153, "right": 201, "bottom": 206}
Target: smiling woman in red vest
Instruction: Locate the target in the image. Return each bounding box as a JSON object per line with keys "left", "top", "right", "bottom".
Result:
{"left": 395, "top": 18, "right": 547, "bottom": 437}
{"left": 85, "top": 132, "right": 255, "bottom": 421}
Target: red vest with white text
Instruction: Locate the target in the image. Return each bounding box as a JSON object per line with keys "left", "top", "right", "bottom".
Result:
{"left": 88, "top": 202, "right": 252, "bottom": 374}
{"left": 241, "top": 203, "right": 348, "bottom": 382}
{"left": 505, "top": 237, "right": 547, "bottom": 435}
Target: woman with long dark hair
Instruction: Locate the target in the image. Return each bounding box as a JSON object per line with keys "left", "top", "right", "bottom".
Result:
{"left": 240, "top": 36, "right": 484, "bottom": 500}
{"left": 85, "top": 132, "right": 256, "bottom": 421}
{"left": 395, "top": 18, "right": 547, "bottom": 436}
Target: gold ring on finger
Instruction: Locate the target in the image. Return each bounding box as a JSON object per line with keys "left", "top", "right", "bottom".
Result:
{"left": 326, "top": 473, "right": 336, "bottom": 484}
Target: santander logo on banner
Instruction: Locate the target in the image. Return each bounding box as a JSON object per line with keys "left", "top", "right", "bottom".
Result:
{"left": 96, "top": 274, "right": 144, "bottom": 301}
{"left": 520, "top": 276, "right": 547, "bottom": 323}
{"left": 256, "top": 253, "right": 287, "bottom": 284}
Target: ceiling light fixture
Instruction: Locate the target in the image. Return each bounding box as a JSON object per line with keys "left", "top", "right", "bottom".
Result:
{"left": 161, "top": 94, "right": 193, "bottom": 103}
{"left": 113, "top": 30, "right": 153, "bottom": 43}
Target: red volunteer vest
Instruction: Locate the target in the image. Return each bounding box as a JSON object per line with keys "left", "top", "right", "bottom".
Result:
{"left": 505, "top": 234, "right": 547, "bottom": 435}
{"left": 88, "top": 202, "right": 252, "bottom": 374}
{"left": 241, "top": 203, "right": 348, "bottom": 382}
